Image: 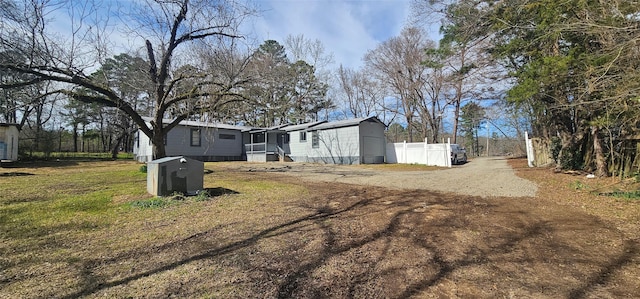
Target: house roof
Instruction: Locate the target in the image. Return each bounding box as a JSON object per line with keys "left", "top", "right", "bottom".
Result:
{"left": 180, "top": 119, "right": 253, "bottom": 131}
{"left": 244, "top": 123, "right": 291, "bottom": 133}
{"left": 141, "top": 117, "right": 253, "bottom": 131}
{"left": 310, "top": 116, "right": 385, "bottom": 131}
{"left": 143, "top": 116, "right": 385, "bottom": 135}
{"left": 244, "top": 117, "right": 385, "bottom": 134}
{"left": 282, "top": 120, "right": 327, "bottom": 132}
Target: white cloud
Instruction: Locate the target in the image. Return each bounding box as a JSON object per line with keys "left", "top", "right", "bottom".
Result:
{"left": 247, "top": 0, "right": 411, "bottom": 69}
{"left": 45, "top": 0, "right": 413, "bottom": 71}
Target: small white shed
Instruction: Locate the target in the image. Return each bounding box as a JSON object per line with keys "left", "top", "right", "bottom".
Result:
{"left": 0, "top": 123, "right": 19, "bottom": 162}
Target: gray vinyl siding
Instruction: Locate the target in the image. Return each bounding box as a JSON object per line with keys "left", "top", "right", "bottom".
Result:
{"left": 286, "top": 119, "right": 385, "bottom": 165}
{"left": 311, "top": 126, "right": 360, "bottom": 164}
{"left": 288, "top": 126, "right": 360, "bottom": 164}
{"left": 164, "top": 126, "right": 242, "bottom": 157}
{"left": 287, "top": 129, "right": 309, "bottom": 162}
{"left": 133, "top": 123, "right": 245, "bottom": 162}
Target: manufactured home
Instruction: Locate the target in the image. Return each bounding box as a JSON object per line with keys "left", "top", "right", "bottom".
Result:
{"left": 245, "top": 117, "right": 386, "bottom": 165}
{"left": 134, "top": 117, "right": 386, "bottom": 165}
{"left": 133, "top": 118, "right": 251, "bottom": 162}
{"left": 0, "top": 123, "right": 19, "bottom": 162}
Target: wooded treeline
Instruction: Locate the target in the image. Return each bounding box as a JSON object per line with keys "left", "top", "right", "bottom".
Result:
{"left": 0, "top": 0, "right": 503, "bottom": 160}
{"left": 1, "top": 0, "right": 639, "bottom": 177}
{"left": 412, "top": 0, "right": 640, "bottom": 177}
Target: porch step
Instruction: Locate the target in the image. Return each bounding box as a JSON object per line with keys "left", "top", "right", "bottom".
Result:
{"left": 280, "top": 155, "right": 294, "bottom": 162}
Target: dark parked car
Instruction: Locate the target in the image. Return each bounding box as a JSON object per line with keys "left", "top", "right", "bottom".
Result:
{"left": 450, "top": 144, "right": 467, "bottom": 165}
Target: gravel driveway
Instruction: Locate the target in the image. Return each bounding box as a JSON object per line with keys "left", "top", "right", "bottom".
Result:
{"left": 233, "top": 157, "right": 538, "bottom": 198}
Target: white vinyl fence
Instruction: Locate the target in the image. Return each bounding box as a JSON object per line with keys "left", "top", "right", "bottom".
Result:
{"left": 525, "top": 131, "right": 534, "bottom": 167}
{"left": 386, "top": 139, "right": 452, "bottom": 167}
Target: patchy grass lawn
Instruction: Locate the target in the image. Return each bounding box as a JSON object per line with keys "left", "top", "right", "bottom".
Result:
{"left": 1, "top": 159, "right": 639, "bottom": 298}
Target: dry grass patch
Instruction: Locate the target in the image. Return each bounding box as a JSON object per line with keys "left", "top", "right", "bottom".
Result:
{"left": 508, "top": 158, "right": 640, "bottom": 238}
{"left": 1, "top": 161, "right": 309, "bottom": 298}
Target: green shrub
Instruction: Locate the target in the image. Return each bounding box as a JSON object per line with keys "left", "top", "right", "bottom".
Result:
{"left": 129, "top": 198, "right": 171, "bottom": 209}
{"left": 633, "top": 172, "right": 640, "bottom": 183}
{"left": 604, "top": 190, "right": 640, "bottom": 200}
{"left": 193, "top": 190, "right": 211, "bottom": 202}
{"left": 569, "top": 180, "right": 587, "bottom": 190}
{"left": 556, "top": 142, "right": 584, "bottom": 170}
{"left": 128, "top": 190, "right": 211, "bottom": 209}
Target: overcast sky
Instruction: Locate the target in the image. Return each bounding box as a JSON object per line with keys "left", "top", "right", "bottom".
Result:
{"left": 248, "top": 0, "right": 413, "bottom": 69}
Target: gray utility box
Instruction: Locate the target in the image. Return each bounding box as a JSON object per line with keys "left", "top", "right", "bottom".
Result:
{"left": 147, "top": 156, "right": 204, "bottom": 197}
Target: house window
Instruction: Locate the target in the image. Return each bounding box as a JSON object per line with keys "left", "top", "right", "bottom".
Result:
{"left": 283, "top": 133, "right": 290, "bottom": 144}
{"left": 300, "top": 131, "right": 307, "bottom": 142}
{"left": 219, "top": 133, "right": 236, "bottom": 140}
{"left": 312, "top": 131, "right": 319, "bottom": 148}
{"left": 190, "top": 128, "right": 201, "bottom": 146}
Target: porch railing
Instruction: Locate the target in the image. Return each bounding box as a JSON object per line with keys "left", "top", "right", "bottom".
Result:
{"left": 275, "top": 145, "right": 286, "bottom": 160}
{"left": 245, "top": 143, "right": 266, "bottom": 153}
{"left": 245, "top": 143, "right": 280, "bottom": 153}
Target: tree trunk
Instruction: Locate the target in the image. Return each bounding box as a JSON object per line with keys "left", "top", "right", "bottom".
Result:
{"left": 452, "top": 99, "right": 461, "bottom": 144}
{"left": 110, "top": 135, "right": 124, "bottom": 159}
{"left": 592, "top": 126, "right": 609, "bottom": 177}
{"left": 99, "top": 115, "right": 107, "bottom": 152}
{"left": 72, "top": 124, "right": 79, "bottom": 152}
{"left": 406, "top": 114, "right": 414, "bottom": 142}
{"left": 124, "top": 132, "right": 132, "bottom": 152}
{"left": 151, "top": 130, "right": 166, "bottom": 160}
{"left": 81, "top": 124, "right": 85, "bottom": 152}
{"left": 430, "top": 103, "right": 442, "bottom": 143}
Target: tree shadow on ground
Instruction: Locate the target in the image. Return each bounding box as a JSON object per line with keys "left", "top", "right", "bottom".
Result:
{"left": 0, "top": 172, "right": 34, "bottom": 177}
{"left": 203, "top": 187, "right": 239, "bottom": 197}
{"left": 58, "top": 180, "right": 639, "bottom": 298}
{"left": 568, "top": 240, "right": 638, "bottom": 299}
{"left": 61, "top": 189, "right": 382, "bottom": 298}
{"left": 7, "top": 160, "right": 80, "bottom": 168}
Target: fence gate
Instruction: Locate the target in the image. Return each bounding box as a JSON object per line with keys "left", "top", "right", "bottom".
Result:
{"left": 386, "top": 139, "right": 452, "bottom": 167}
{"left": 525, "top": 132, "right": 554, "bottom": 167}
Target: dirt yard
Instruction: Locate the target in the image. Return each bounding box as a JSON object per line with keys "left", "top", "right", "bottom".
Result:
{"left": 1, "top": 157, "right": 639, "bottom": 298}
{"left": 209, "top": 157, "right": 640, "bottom": 298}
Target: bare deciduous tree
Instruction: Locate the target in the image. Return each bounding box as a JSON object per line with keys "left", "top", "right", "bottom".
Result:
{"left": 364, "top": 27, "right": 442, "bottom": 142}
{"left": 335, "top": 65, "right": 386, "bottom": 120}
{"left": 285, "top": 34, "right": 334, "bottom": 79}
{"left": 0, "top": 0, "right": 255, "bottom": 159}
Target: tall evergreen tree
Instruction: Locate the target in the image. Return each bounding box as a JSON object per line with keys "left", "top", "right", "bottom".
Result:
{"left": 460, "top": 101, "right": 485, "bottom": 156}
